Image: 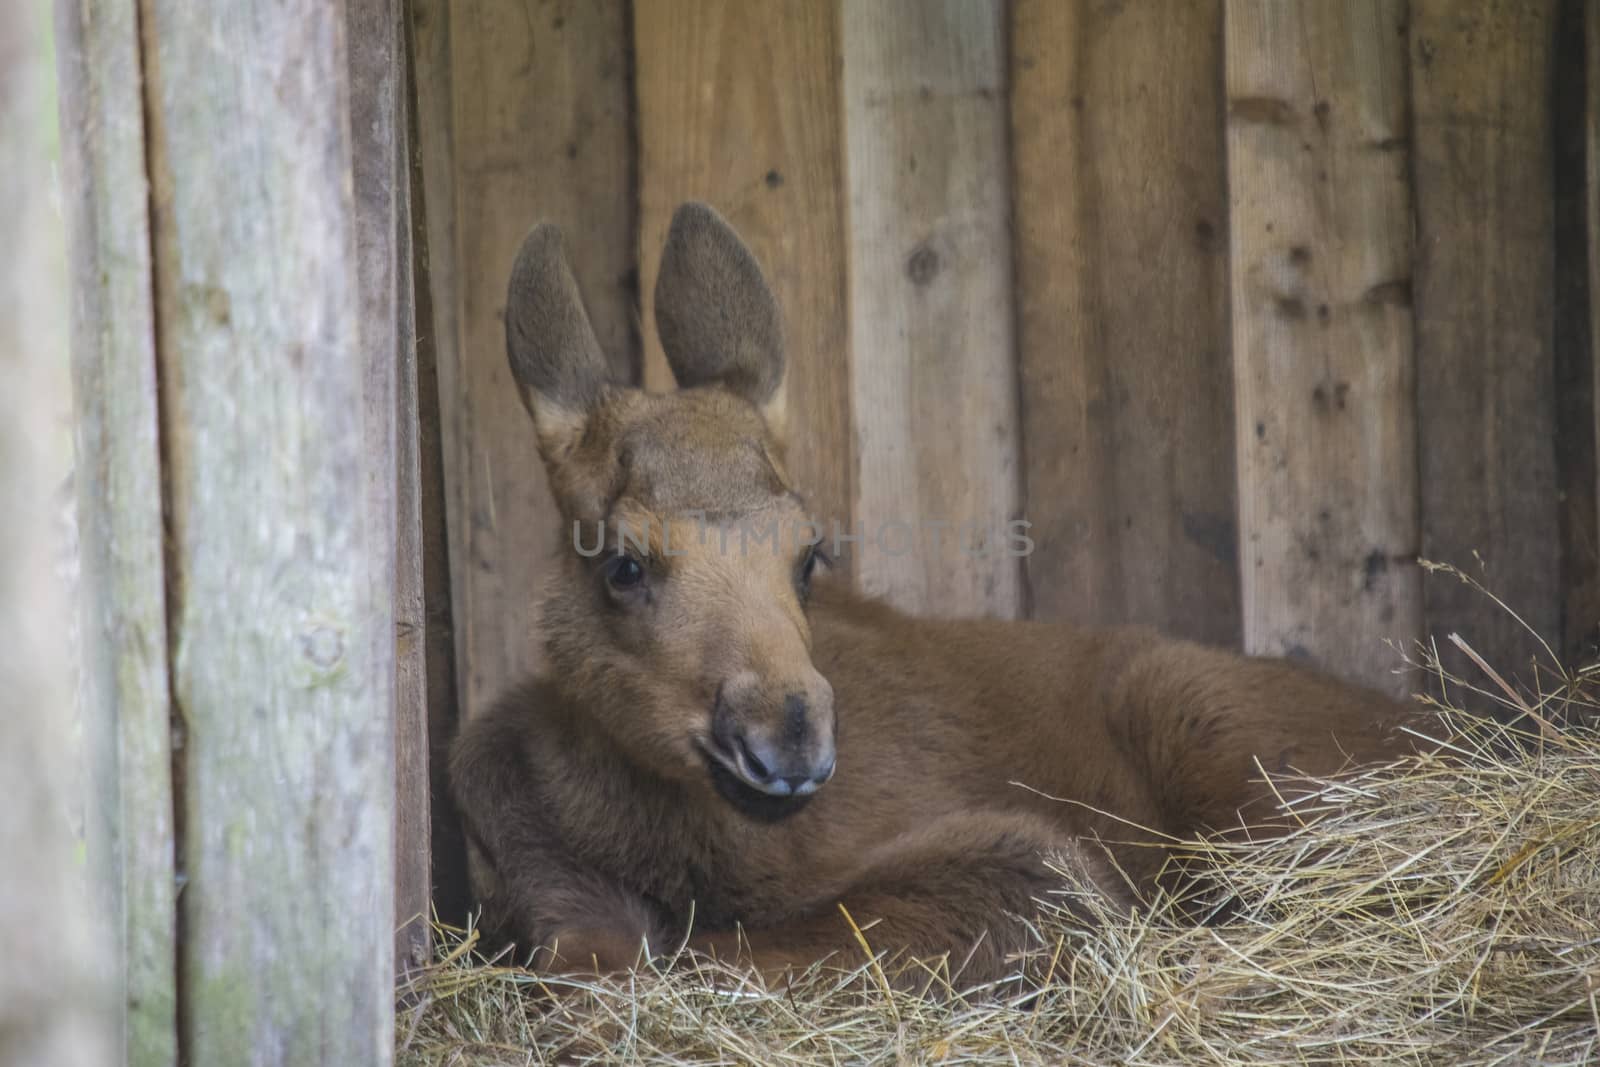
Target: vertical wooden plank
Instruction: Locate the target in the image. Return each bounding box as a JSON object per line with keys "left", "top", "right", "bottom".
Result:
{"left": 1224, "top": 1, "right": 1422, "bottom": 697}
{"left": 1592, "top": 0, "right": 1600, "bottom": 665}
{"left": 1411, "top": 1, "right": 1560, "bottom": 682}
{"left": 842, "top": 0, "right": 1022, "bottom": 619}
{"left": 139, "top": 0, "right": 395, "bottom": 1060}
{"left": 443, "top": 0, "right": 636, "bottom": 717}
{"left": 395, "top": 200, "right": 434, "bottom": 973}
{"left": 634, "top": 0, "right": 853, "bottom": 552}
{"left": 6, "top": 1, "right": 116, "bottom": 1061}
{"left": 407, "top": 0, "right": 472, "bottom": 929}
{"left": 1558, "top": 0, "right": 1600, "bottom": 665}
{"left": 55, "top": 0, "right": 178, "bottom": 1058}
{"left": 346, "top": 0, "right": 431, "bottom": 974}
{"left": 1010, "top": 0, "right": 1239, "bottom": 645}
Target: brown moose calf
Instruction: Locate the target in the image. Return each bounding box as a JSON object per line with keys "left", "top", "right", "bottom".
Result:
{"left": 450, "top": 202, "right": 1424, "bottom": 988}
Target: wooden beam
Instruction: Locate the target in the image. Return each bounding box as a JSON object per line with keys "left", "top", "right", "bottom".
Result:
{"left": 1592, "top": 0, "right": 1600, "bottom": 666}
{"left": 1224, "top": 0, "right": 1422, "bottom": 697}
{"left": 54, "top": 0, "right": 177, "bottom": 1058}
{"left": 345, "top": 0, "right": 432, "bottom": 975}
{"left": 6, "top": 0, "right": 116, "bottom": 1060}
{"left": 1410, "top": 0, "right": 1561, "bottom": 688}
{"left": 1010, "top": 0, "right": 1239, "bottom": 644}
{"left": 406, "top": 0, "right": 472, "bottom": 927}
{"left": 634, "top": 0, "right": 853, "bottom": 553}
{"left": 1558, "top": 0, "right": 1600, "bottom": 666}
{"left": 138, "top": 0, "right": 396, "bottom": 1059}
{"left": 841, "top": 0, "right": 1022, "bottom": 619}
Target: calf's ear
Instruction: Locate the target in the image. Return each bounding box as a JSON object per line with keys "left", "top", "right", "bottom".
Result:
{"left": 653, "top": 202, "right": 787, "bottom": 439}
{"left": 504, "top": 222, "right": 611, "bottom": 463}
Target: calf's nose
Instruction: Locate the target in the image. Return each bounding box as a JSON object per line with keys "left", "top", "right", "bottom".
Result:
{"left": 734, "top": 727, "right": 837, "bottom": 796}
{"left": 717, "top": 690, "right": 837, "bottom": 797}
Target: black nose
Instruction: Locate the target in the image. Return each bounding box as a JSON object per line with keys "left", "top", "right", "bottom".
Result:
{"left": 735, "top": 741, "right": 817, "bottom": 795}
{"left": 738, "top": 761, "right": 813, "bottom": 797}
{"left": 711, "top": 686, "right": 837, "bottom": 797}
{"left": 725, "top": 727, "right": 836, "bottom": 797}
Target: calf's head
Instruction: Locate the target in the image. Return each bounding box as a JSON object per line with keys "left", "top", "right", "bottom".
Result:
{"left": 506, "top": 202, "right": 836, "bottom": 816}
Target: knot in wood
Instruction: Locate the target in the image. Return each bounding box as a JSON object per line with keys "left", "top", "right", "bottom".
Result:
{"left": 905, "top": 242, "right": 940, "bottom": 286}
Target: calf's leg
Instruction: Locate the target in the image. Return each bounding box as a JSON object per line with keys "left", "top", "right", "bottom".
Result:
{"left": 450, "top": 700, "right": 666, "bottom": 974}
{"left": 686, "top": 811, "right": 1129, "bottom": 989}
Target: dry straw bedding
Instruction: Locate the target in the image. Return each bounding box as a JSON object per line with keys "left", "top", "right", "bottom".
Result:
{"left": 398, "top": 645, "right": 1600, "bottom": 1066}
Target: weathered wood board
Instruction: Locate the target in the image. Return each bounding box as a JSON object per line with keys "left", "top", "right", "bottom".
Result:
{"left": 1010, "top": 0, "right": 1240, "bottom": 644}
{"left": 406, "top": 0, "right": 473, "bottom": 928}
{"left": 8, "top": 0, "right": 116, "bottom": 1059}
{"left": 138, "top": 0, "right": 396, "bottom": 1059}
{"left": 1591, "top": 0, "right": 1600, "bottom": 665}
{"left": 351, "top": 0, "right": 434, "bottom": 974}
{"left": 634, "top": 0, "right": 854, "bottom": 552}
{"left": 841, "top": 0, "right": 1023, "bottom": 619}
{"left": 1410, "top": 0, "right": 1561, "bottom": 692}
{"left": 1554, "top": 0, "right": 1600, "bottom": 667}
{"left": 1587, "top": 4, "right": 1600, "bottom": 617}
{"left": 55, "top": 0, "right": 178, "bottom": 1053}
{"left": 1225, "top": 0, "right": 1422, "bottom": 696}
{"left": 438, "top": 0, "right": 637, "bottom": 720}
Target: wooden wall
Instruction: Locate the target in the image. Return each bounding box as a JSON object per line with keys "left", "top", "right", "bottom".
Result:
{"left": 62, "top": 0, "right": 408, "bottom": 1060}
{"left": 410, "top": 3, "right": 1599, "bottom": 927}
{"left": 51, "top": 2, "right": 1600, "bottom": 1049}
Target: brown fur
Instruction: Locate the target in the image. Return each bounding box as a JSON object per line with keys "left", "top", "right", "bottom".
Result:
{"left": 451, "top": 203, "right": 1429, "bottom": 988}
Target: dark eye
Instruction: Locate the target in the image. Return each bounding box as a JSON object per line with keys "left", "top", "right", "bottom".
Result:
{"left": 797, "top": 546, "right": 825, "bottom": 598}
{"left": 603, "top": 554, "right": 645, "bottom": 592}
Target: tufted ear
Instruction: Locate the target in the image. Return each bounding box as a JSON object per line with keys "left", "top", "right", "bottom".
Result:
{"left": 653, "top": 202, "right": 786, "bottom": 436}
{"left": 504, "top": 222, "right": 611, "bottom": 463}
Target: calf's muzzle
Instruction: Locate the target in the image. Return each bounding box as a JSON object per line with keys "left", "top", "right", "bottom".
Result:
{"left": 709, "top": 674, "right": 836, "bottom": 797}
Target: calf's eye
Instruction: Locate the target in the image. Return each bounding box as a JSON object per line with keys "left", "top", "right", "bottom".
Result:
{"left": 603, "top": 555, "right": 645, "bottom": 592}
{"left": 797, "top": 546, "right": 826, "bottom": 598}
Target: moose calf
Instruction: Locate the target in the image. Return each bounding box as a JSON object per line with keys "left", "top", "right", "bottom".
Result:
{"left": 451, "top": 202, "right": 1424, "bottom": 987}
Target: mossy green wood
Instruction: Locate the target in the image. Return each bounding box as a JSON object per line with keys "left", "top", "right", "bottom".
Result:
{"left": 55, "top": 0, "right": 178, "bottom": 1061}
{"left": 138, "top": 0, "right": 397, "bottom": 1061}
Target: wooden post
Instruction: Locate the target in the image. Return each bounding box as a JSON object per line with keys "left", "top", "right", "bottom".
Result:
{"left": 1224, "top": 0, "right": 1422, "bottom": 696}
{"left": 1592, "top": 2, "right": 1600, "bottom": 649}
{"left": 64, "top": 0, "right": 401, "bottom": 1059}
{"left": 346, "top": 0, "right": 432, "bottom": 976}
{"left": 54, "top": 0, "right": 177, "bottom": 1059}
{"left": 3, "top": 1, "right": 115, "bottom": 1062}
{"left": 1566, "top": 0, "right": 1600, "bottom": 666}
{"left": 842, "top": 0, "right": 1023, "bottom": 620}
{"left": 1010, "top": 0, "right": 1240, "bottom": 644}
{"left": 406, "top": 0, "right": 472, "bottom": 929}
{"left": 1548, "top": 0, "right": 1599, "bottom": 670}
